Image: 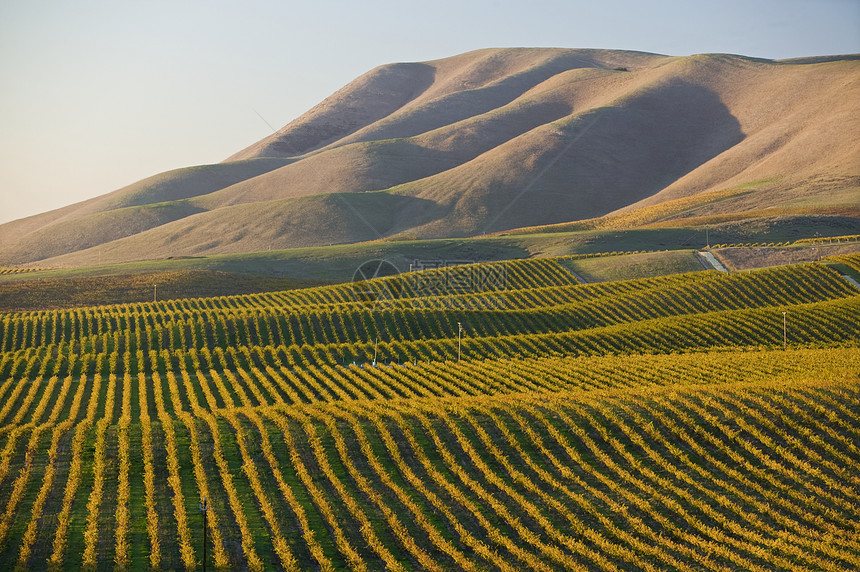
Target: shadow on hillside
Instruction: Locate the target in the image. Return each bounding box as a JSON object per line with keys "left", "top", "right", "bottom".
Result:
{"left": 349, "top": 53, "right": 605, "bottom": 143}
{"left": 320, "top": 191, "right": 443, "bottom": 242}
{"left": 478, "top": 79, "right": 746, "bottom": 233}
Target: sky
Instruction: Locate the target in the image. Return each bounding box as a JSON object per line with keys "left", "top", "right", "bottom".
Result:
{"left": 1, "top": 0, "right": 858, "bottom": 224}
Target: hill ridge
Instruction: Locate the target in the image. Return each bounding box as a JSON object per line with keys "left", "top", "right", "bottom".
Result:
{"left": 1, "top": 48, "right": 858, "bottom": 266}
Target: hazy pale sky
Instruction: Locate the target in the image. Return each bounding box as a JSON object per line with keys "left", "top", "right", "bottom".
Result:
{"left": 1, "top": 0, "right": 858, "bottom": 224}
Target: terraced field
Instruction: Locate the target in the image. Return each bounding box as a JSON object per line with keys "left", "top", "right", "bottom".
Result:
{"left": 0, "top": 255, "right": 858, "bottom": 570}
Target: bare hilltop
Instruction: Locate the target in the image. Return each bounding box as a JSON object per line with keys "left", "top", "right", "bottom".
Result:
{"left": 2, "top": 48, "right": 858, "bottom": 266}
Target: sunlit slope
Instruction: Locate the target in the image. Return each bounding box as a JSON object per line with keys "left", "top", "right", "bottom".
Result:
{"left": 1, "top": 48, "right": 857, "bottom": 265}
{"left": 226, "top": 48, "right": 667, "bottom": 159}
{"left": 0, "top": 159, "right": 289, "bottom": 262}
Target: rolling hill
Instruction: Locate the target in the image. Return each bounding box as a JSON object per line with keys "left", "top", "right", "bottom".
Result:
{"left": 1, "top": 47, "right": 858, "bottom": 266}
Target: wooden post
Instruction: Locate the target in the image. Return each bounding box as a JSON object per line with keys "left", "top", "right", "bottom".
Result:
{"left": 201, "top": 497, "right": 208, "bottom": 572}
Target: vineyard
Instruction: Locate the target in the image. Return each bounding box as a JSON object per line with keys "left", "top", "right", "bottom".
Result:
{"left": 0, "top": 255, "right": 858, "bottom": 570}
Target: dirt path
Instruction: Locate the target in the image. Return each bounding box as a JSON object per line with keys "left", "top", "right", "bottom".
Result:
{"left": 698, "top": 251, "right": 728, "bottom": 272}
{"left": 840, "top": 273, "right": 860, "bottom": 290}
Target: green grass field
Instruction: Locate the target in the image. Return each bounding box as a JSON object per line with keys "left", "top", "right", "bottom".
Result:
{"left": 0, "top": 252, "right": 858, "bottom": 570}
{"left": 560, "top": 250, "right": 705, "bottom": 282}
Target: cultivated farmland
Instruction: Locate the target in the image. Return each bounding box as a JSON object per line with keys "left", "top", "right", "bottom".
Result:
{"left": 0, "top": 254, "right": 858, "bottom": 570}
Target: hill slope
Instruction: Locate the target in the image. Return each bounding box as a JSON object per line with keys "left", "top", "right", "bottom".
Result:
{"left": 1, "top": 48, "right": 858, "bottom": 265}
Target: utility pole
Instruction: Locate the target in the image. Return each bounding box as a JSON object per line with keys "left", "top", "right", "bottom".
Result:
{"left": 457, "top": 322, "right": 463, "bottom": 362}
{"left": 373, "top": 337, "right": 378, "bottom": 367}
{"left": 200, "top": 497, "right": 208, "bottom": 572}
{"left": 782, "top": 311, "right": 787, "bottom": 350}
{"left": 154, "top": 284, "right": 158, "bottom": 302}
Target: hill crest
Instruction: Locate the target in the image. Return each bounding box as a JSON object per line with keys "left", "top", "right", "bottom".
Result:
{"left": 2, "top": 47, "right": 858, "bottom": 266}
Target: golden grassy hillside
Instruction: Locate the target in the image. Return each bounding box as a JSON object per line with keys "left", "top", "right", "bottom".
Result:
{"left": 1, "top": 48, "right": 857, "bottom": 266}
